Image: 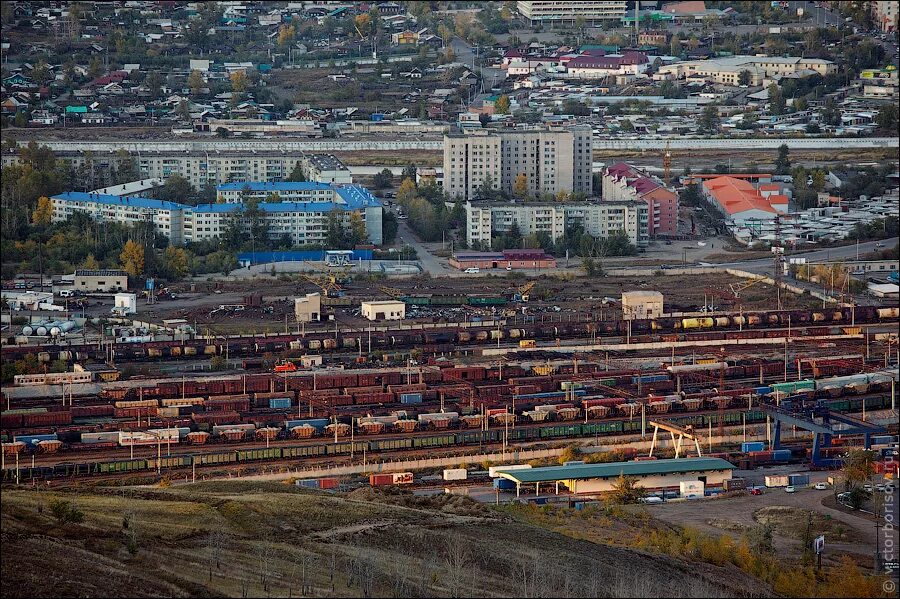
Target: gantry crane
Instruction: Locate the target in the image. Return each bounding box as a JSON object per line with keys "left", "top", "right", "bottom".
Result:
{"left": 728, "top": 276, "right": 766, "bottom": 300}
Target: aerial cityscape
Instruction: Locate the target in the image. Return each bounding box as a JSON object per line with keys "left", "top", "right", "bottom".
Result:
{"left": 1, "top": 1, "right": 898, "bottom": 597}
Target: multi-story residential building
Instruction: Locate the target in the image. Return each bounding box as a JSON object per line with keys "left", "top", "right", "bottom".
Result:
{"left": 51, "top": 184, "right": 383, "bottom": 246}
{"left": 657, "top": 56, "right": 835, "bottom": 86}
{"left": 517, "top": 1, "right": 627, "bottom": 24}
{"left": 443, "top": 126, "right": 592, "bottom": 201}
{"left": 303, "top": 154, "right": 352, "bottom": 185}
{"left": 443, "top": 130, "right": 503, "bottom": 202}
{"left": 872, "top": 1, "right": 897, "bottom": 32}
{"left": 188, "top": 183, "right": 383, "bottom": 245}
{"left": 216, "top": 181, "right": 340, "bottom": 203}
{"left": 2, "top": 151, "right": 351, "bottom": 192}
{"left": 50, "top": 192, "right": 186, "bottom": 245}
{"left": 602, "top": 163, "right": 679, "bottom": 236}
{"left": 465, "top": 200, "right": 648, "bottom": 249}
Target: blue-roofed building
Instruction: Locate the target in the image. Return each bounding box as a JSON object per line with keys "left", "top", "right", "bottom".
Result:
{"left": 50, "top": 192, "right": 188, "bottom": 244}
{"left": 187, "top": 183, "right": 383, "bottom": 245}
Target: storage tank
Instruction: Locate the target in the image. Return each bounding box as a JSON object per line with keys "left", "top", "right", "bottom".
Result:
{"left": 35, "top": 325, "right": 49, "bottom": 336}
{"left": 21, "top": 325, "right": 34, "bottom": 336}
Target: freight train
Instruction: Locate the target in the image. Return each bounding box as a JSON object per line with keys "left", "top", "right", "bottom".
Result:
{"left": 5, "top": 392, "right": 895, "bottom": 484}
{"left": 3, "top": 306, "right": 897, "bottom": 365}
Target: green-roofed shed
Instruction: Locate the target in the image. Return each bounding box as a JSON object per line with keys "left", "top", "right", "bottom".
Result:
{"left": 496, "top": 457, "right": 735, "bottom": 496}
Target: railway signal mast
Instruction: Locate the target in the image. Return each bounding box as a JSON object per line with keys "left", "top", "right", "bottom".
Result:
{"left": 772, "top": 214, "right": 786, "bottom": 311}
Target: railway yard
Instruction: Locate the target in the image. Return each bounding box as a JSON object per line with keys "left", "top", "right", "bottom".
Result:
{"left": 2, "top": 300, "right": 898, "bottom": 485}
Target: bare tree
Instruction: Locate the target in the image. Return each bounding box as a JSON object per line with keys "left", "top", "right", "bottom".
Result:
{"left": 206, "top": 530, "right": 227, "bottom": 582}
{"left": 445, "top": 533, "right": 470, "bottom": 598}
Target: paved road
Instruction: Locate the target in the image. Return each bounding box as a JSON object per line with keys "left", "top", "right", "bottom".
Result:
{"left": 708, "top": 238, "right": 899, "bottom": 273}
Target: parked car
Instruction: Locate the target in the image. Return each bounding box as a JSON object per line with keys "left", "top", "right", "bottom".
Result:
{"left": 750, "top": 487, "right": 763, "bottom": 495}
{"left": 464, "top": 267, "right": 480, "bottom": 274}
{"left": 784, "top": 485, "right": 796, "bottom": 493}
{"left": 814, "top": 482, "right": 828, "bottom": 490}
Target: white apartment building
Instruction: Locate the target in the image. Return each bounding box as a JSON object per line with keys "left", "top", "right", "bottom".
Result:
{"left": 657, "top": 56, "right": 836, "bottom": 86}
{"left": 465, "top": 200, "right": 649, "bottom": 248}
{"left": 50, "top": 192, "right": 186, "bottom": 245}
{"left": 444, "top": 126, "right": 593, "bottom": 201}
{"left": 3, "top": 151, "right": 351, "bottom": 192}
{"left": 517, "top": 1, "right": 627, "bottom": 23}
{"left": 186, "top": 184, "right": 384, "bottom": 245}
{"left": 216, "top": 181, "right": 339, "bottom": 203}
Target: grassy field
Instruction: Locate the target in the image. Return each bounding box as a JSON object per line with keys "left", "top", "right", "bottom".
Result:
{"left": 2, "top": 482, "right": 772, "bottom": 598}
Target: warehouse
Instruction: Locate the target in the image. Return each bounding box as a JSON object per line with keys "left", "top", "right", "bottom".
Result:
{"left": 495, "top": 457, "right": 734, "bottom": 496}
{"left": 361, "top": 300, "right": 406, "bottom": 321}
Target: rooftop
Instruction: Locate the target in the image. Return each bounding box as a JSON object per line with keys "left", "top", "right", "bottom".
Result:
{"left": 496, "top": 457, "right": 735, "bottom": 484}
{"left": 217, "top": 182, "right": 334, "bottom": 192}
{"left": 90, "top": 178, "right": 165, "bottom": 197}
{"left": 305, "top": 153, "right": 349, "bottom": 172}
{"left": 74, "top": 269, "right": 127, "bottom": 277}
{"left": 52, "top": 192, "right": 186, "bottom": 211}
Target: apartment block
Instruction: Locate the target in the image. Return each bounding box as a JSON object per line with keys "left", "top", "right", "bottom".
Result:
{"left": 444, "top": 126, "right": 592, "bottom": 201}
{"left": 50, "top": 192, "right": 186, "bottom": 245}
{"left": 52, "top": 183, "right": 382, "bottom": 246}
{"left": 443, "top": 130, "right": 503, "bottom": 203}
{"left": 517, "top": 1, "right": 627, "bottom": 23}
{"left": 465, "top": 200, "right": 648, "bottom": 248}
{"left": 602, "top": 163, "right": 679, "bottom": 236}
{"left": 3, "top": 151, "right": 351, "bottom": 192}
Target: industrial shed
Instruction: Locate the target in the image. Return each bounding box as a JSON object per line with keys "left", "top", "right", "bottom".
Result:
{"left": 496, "top": 457, "right": 735, "bottom": 496}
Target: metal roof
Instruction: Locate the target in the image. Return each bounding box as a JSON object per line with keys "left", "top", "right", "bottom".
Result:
{"left": 496, "top": 457, "right": 735, "bottom": 484}
{"left": 52, "top": 192, "right": 186, "bottom": 211}
{"left": 217, "top": 182, "right": 333, "bottom": 192}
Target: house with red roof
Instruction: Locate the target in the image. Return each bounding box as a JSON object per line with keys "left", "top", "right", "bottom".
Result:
{"left": 603, "top": 163, "right": 679, "bottom": 236}
{"left": 701, "top": 176, "right": 787, "bottom": 225}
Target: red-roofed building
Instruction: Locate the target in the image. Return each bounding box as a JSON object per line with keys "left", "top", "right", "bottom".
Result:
{"left": 701, "top": 176, "right": 786, "bottom": 225}
{"left": 602, "top": 163, "right": 679, "bottom": 236}
{"left": 565, "top": 51, "right": 649, "bottom": 78}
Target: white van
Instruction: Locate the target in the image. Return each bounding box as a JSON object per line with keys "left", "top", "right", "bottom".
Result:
{"left": 59, "top": 289, "right": 76, "bottom": 298}
{"left": 463, "top": 267, "right": 480, "bottom": 274}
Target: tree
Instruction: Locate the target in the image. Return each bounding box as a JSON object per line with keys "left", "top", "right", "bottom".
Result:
{"left": 349, "top": 213, "right": 368, "bottom": 245}
{"left": 146, "top": 71, "right": 164, "bottom": 98}
{"left": 698, "top": 104, "right": 719, "bottom": 134}
{"left": 670, "top": 34, "right": 681, "bottom": 57}
{"left": 372, "top": 168, "right": 393, "bottom": 189}
{"left": 774, "top": 143, "right": 791, "bottom": 175}
{"left": 737, "top": 69, "right": 752, "bottom": 87}
{"left": 31, "top": 60, "right": 52, "bottom": 87}
{"left": 397, "top": 178, "right": 417, "bottom": 204}
{"left": 162, "top": 246, "right": 190, "bottom": 279}
{"left": 876, "top": 103, "right": 898, "bottom": 132}
{"left": 176, "top": 99, "right": 191, "bottom": 122}
{"left": 187, "top": 70, "right": 205, "bottom": 96}
{"left": 402, "top": 164, "right": 418, "bottom": 182}
{"left": 810, "top": 169, "right": 826, "bottom": 192}
{"left": 82, "top": 254, "right": 100, "bottom": 270}
{"left": 120, "top": 239, "right": 145, "bottom": 277}
{"left": 822, "top": 98, "right": 841, "bottom": 126}
{"left": 88, "top": 56, "right": 103, "bottom": 79}
{"left": 512, "top": 173, "right": 528, "bottom": 198}
{"left": 287, "top": 162, "right": 306, "bottom": 182}
{"left": 607, "top": 474, "right": 645, "bottom": 504}
{"left": 13, "top": 111, "right": 28, "bottom": 127}
{"left": 277, "top": 24, "right": 296, "bottom": 46}
{"left": 767, "top": 83, "right": 785, "bottom": 115}
{"left": 354, "top": 14, "right": 372, "bottom": 37}
{"left": 230, "top": 70, "right": 249, "bottom": 94}
{"left": 154, "top": 175, "right": 193, "bottom": 202}
{"left": 31, "top": 196, "right": 53, "bottom": 226}
{"left": 494, "top": 94, "right": 511, "bottom": 115}
{"left": 382, "top": 211, "right": 398, "bottom": 244}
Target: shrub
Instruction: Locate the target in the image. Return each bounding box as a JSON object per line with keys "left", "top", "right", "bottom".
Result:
{"left": 49, "top": 500, "right": 84, "bottom": 524}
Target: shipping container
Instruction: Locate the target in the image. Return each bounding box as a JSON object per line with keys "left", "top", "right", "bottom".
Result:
{"left": 765, "top": 475, "right": 789, "bottom": 488}
{"left": 788, "top": 474, "right": 810, "bottom": 487}
{"left": 723, "top": 478, "right": 747, "bottom": 491}
{"left": 741, "top": 442, "right": 766, "bottom": 453}
{"left": 443, "top": 468, "right": 467, "bottom": 481}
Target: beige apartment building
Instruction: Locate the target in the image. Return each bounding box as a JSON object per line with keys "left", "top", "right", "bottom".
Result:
{"left": 444, "top": 126, "right": 592, "bottom": 201}
{"left": 517, "top": 1, "right": 627, "bottom": 23}
{"left": 657, "top": 56, "right": 836, "bottom": 86}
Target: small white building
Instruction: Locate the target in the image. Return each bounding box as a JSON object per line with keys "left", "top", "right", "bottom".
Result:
{"left": 361, "top": 300, "right": 405, "bottom": 321}
{"left": 113, "top": 293, "right": 137, "bottom": 314}
{"left": 622, "top": 290, "right": 664, "bottom": 320}
{"left": 294, "top": 293, "right": 322, "bottom": 322}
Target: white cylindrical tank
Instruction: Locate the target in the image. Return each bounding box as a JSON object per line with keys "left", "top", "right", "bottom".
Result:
{"left": 22, "top": 325, "right": 34, "bottom": 336}
{"left": 35, "top": 326, "right": 49, "bottom": 336}
{"left": 59, "top": 321, "right": 76, "bottom": 332}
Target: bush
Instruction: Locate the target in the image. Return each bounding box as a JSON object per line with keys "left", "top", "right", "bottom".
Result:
{"left": 49, "top": 500, "right": 84, "bottom": 524}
